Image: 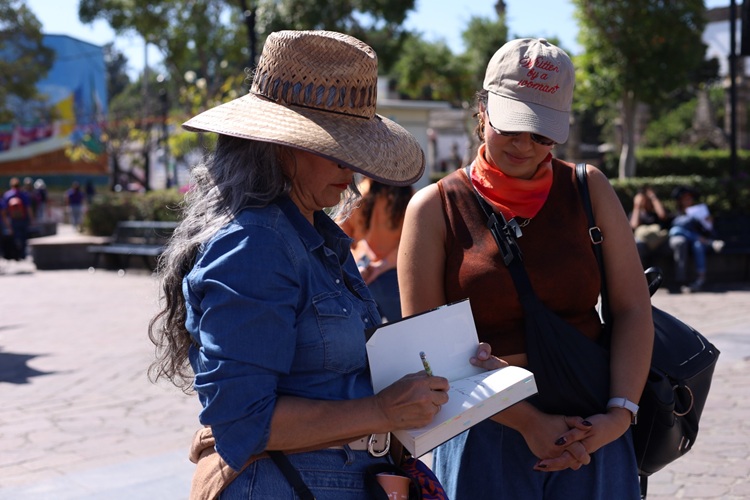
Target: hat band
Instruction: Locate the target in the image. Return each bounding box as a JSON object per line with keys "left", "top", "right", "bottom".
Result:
{"left": 252, "top": 71, "right": 376, "bottom": 119}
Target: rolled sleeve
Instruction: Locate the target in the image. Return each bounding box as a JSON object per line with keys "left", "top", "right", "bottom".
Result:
{"left": 186, "top": 222, "right": 300, "bottom": 470}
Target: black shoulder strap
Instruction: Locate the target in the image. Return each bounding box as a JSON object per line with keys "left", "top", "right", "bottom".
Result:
{"left": 463, "top": 165, "right": 537, "bottom": 302}
{"left": 268, "top": 450, "right": 316, "bottom": 500}
{"left": 574, "top": 163, "right": 612, "bottom": 329}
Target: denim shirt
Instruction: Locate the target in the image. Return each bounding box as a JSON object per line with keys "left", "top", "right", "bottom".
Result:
{"left": 184, "top": 196, "right": 381, "bottom": 471}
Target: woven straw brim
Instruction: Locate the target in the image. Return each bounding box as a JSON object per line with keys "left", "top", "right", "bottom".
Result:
{"left": 183, "top": 93, "right": 425, "bottom": 186}
{"left": 487, "top": 93, "right": 570, "bottom": 144}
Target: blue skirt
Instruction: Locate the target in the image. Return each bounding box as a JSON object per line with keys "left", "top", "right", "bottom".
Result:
{"left": 433, "top": 419, "right": 640, "bottom": 500}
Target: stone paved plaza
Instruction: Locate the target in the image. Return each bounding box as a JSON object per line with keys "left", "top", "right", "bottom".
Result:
{"left": 1, "top": 253, "right": 748, "bottom": 499}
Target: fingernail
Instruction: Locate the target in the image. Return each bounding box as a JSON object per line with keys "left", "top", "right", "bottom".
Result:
{"left": 535, "top": 463, "right": 547, "bottom": 469}
{"left": 554, "top": 437, "right": 566, "bottom": 446}
{"left": 582, "top": 420, "right": 592, "bottom": 426}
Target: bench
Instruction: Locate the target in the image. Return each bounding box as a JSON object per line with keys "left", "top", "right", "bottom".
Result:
{"left": 713, "top": 214, "right": 750, "bottom": 281}
{"left": 645, "top": 214, "right": 750, "bottom": 286}
{"left": 87, "top": 220, "right": 179, "bottom": 270}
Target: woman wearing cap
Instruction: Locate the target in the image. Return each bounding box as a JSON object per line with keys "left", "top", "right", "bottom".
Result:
{"left": 148, "top": 30, "right": 450, "bottom": 499}
{"left": 399, "top": 38, "right": 653, "bottom": 499}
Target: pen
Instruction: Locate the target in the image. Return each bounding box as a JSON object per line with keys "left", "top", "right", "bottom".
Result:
{"left": 419, "top": 351, "right": 433, "bottom": 376}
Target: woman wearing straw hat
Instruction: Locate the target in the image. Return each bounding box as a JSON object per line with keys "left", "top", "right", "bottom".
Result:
{"left": 399, "top": 38, "right": 653, "bottom": 499}
{"left": 148, "top": 30, "right": 450, "bottom": 498}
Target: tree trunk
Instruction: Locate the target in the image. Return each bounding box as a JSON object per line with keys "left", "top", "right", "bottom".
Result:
{"left": 239, "top": 0, "right": 257, "bottom": 69}
{"left": 618, "top": 89, "right": 638, "bottom": 179}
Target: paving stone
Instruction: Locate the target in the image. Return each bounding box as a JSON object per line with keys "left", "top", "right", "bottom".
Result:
{"left": 1, "top": 232, "right": 749, "bottom": 498}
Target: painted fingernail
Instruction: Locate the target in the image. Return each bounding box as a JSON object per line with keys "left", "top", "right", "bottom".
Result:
{"left": 582, "top": 420, "right": 593, "bottom": 426}
{"left": 555, "top": 437, "right": 566, "bottom": 446}
{"left": 536, "top": 463, "right": 547, "bottom": 469}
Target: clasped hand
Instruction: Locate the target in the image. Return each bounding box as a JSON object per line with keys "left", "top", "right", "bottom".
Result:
{"left": 470, "top": 342, "right": 631, "bottom": 472}
{"left": 532, "top": 411, "right": 631, "bottom": 472}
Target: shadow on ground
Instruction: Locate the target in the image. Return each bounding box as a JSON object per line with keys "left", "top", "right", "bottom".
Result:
{"left": 0, "top": 349, "right": 53, "bottom": 384}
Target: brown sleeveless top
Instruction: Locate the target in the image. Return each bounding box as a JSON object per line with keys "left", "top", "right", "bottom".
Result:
{"left": 437, "top": 159, "right": 603, "bottom": 358}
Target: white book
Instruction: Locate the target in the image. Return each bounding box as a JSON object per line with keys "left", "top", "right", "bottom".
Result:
{"left": 685, "top": 203, "right": 713, "bottom": 231}
{"left": 366, "top": 299, "right": 537, "bottom": 458}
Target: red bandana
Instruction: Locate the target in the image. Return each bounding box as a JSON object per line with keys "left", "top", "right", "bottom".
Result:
{"left": 470, "top": 144, "right": 553, "bottom": 220}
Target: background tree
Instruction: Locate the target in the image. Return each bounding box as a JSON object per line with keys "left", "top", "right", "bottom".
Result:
{"left": 256, "top": 0, "right": 417, "bottom": 74}
{"left": 103, "top": 41, "right": 131, "bottom": 100}
{"left": 0, "top": 0, "right": 54, "bottom": 122}
{"left": 573, "top": 0, "right": 707, "bottom": 178}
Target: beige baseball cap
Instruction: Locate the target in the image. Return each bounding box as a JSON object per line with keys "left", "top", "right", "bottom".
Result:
{"left": 483, "top": 38, "right": 575, "bottom": 144}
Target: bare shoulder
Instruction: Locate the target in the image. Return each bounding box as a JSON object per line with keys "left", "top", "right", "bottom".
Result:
{"left": 402, "top": 182, "right": 445, "bottom": 242}
{"left": 407, "top": 183, "right": 441, "bottom": 214}
{"left": 580, "top": 163, "right": 619, "bottom": 206}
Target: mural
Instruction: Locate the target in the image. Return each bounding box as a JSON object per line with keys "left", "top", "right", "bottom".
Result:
{"left": 0, "top": 34, "right": 108, "bottom": 182}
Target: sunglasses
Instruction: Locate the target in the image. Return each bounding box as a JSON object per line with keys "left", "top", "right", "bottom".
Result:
{"left": 485, "top": 109, "right": 556, "bottom": 147}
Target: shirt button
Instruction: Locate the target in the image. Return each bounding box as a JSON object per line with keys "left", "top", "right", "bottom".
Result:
{"left": 364, "top": 318, "right": 369, "bottom": 323}
{"left": 343, "top": 308, "right": 347, "bottom": 313}
{"left": 335, "top": 279, "right": 341, "bottom": 284}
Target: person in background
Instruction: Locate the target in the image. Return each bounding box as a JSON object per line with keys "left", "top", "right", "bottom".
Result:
{"left": 34, "top": 179, "right": 48, "bottom": 223}
{"left": 147, "top": 30, "right": 450, "bottom": 499}
{"left": 398, "top": 38, "right": 653, "bottom": 499}
{"left": 341, "top": 178, "right": 414, "bottom": 322}
{"left": 22, "top": 177, "right": 39, "bottom": 218}
{"left": 85, "top": 180, "right": 96, "bottom": 205}
{"left": 669, "top": 186, "right": 724, "bottom": 293}
{"left": 65, "top": 181, "right": 84, "bottom": 231}
{"left": 629, "top": 186, "right": 670, "bottom": 268}
{"left": 2, "top": 177, "right": 34, "bottom": 260}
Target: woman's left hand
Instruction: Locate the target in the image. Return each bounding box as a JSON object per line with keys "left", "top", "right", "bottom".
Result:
{"left": 470, "top": 342, "right": 509, "bottom": 371}
{"left": 535, "top": 410, "right": 632, "bottom": 470}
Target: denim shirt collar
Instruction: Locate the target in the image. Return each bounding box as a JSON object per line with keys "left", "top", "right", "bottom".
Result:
{"left": 276, "top": 195, "right": 353, "bottom": 263}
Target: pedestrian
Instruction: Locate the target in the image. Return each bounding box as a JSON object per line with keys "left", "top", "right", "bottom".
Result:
{"left": 2, "top": 177, "right": 34, "bottom": 260}
{"left": 84, "top": 180, "right": 96, "bottom": 205}
{"left": 65, "top": 181, "right": 84, "bottom": 231}
{"left": 148, "top": 30, "right": 451, "bottom": 499}
{"left": 398, "top": 38, "right": 654, "bottom": 499}
{"left": 34, "top": 179, "right": 48, "bottom": 223}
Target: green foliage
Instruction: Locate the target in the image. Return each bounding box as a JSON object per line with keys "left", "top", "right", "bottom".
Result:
{"left": 642, "top": 100, "right": 697, "bottom": 147}
{"left": 631, "top": 148, "right": 750, "bottom": 177}
{"left": 573, "top": 0, "right": 707, "bottom": 176}
{"left": 391, "top": 36, "right": 469, "bottom": 103}
{"left": 256, "top": 0, "right": 417, "bottom": 73}
{"left": 80, "top": 0, "right": 248, "bottom": 114}
{"left": 641, "top": 83, "right": 726, "bottom": 149}
{"left": 460, "top": 16, "right": 508, "bottom": 91}
{"left": 103, "top": 42, "right": 131, "bottom": 99}
{"left": 610, "top": 174, "right": 750, "bottom": 217}
{"left": 85, "top": 189, "right": 184, "bottom": 236}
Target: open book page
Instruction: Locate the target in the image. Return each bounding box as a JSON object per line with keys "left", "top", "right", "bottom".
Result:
{"left": 365, "top": 299, "right": 537, "bottom": 457}
{"left": 366, "top": 299, "right": 485, "bottom": 393}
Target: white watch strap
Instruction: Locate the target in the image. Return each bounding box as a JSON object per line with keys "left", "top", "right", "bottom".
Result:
{"left": 607, "top": 397, "right": 639, "bottom": 424}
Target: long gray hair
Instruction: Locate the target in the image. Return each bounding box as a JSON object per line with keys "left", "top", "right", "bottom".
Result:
{"left": 148, "top": 134, "right": 360, "bottom": 392}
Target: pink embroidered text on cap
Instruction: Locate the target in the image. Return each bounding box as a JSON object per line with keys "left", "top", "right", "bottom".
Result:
{"left": 483, "top": 38, "right": 575, "bottom": 144}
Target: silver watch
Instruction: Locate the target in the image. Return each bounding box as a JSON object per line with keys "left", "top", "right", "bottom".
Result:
{"left": 607, "top": 397, "right": 639, "bottom": 425}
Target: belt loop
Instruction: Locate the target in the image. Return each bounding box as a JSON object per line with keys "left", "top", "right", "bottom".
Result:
{"left": 342, "top": 444, "right": 355, "bottom": 465}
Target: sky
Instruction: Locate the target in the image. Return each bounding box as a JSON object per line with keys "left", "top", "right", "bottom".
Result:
{"left": 26, "top": 0, "right": 731, "bottom": 79}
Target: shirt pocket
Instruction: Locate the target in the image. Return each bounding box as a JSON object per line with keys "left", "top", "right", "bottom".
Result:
{"left": 312, "top": 291, "right": 367, "bottom": 374}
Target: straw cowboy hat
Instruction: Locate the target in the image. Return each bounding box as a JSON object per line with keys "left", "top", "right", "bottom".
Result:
{"left": 183, "top": 30, "right": 425, "bottom": 186}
